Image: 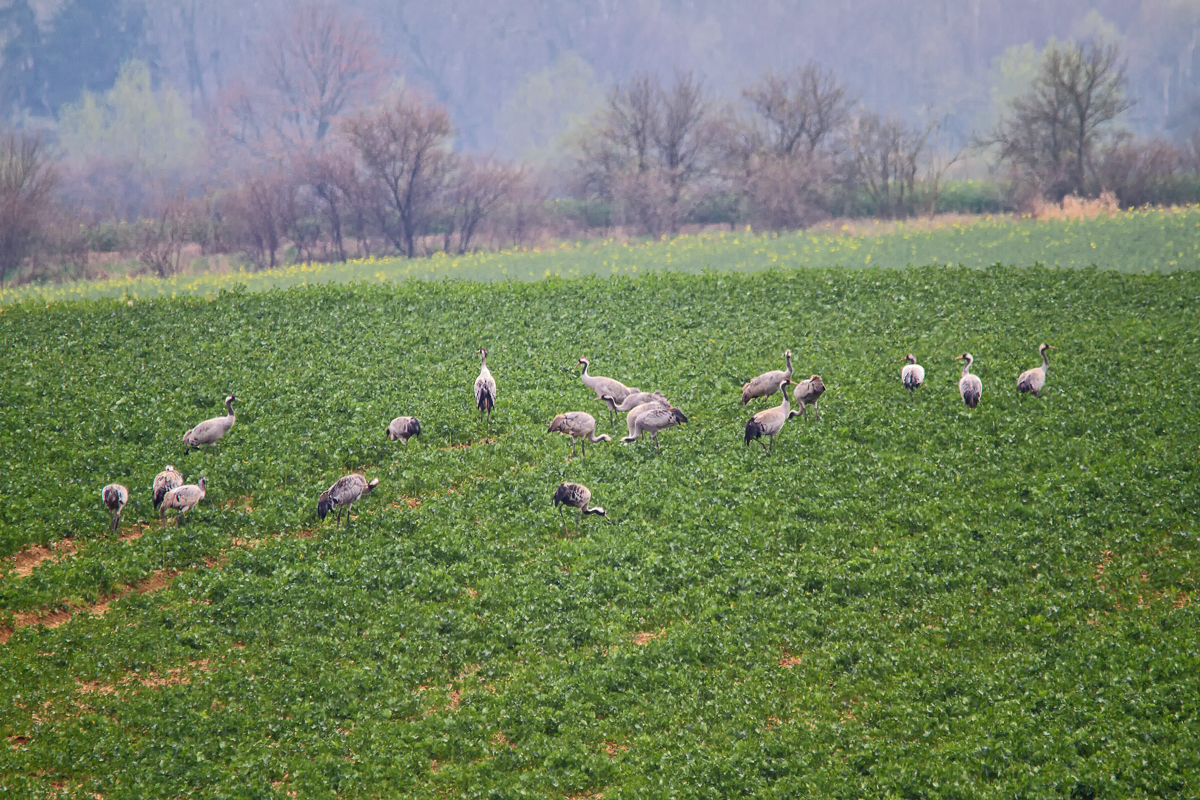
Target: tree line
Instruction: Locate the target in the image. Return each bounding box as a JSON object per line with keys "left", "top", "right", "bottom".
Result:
{"left": 2, "top": 2, "right": 1200, "bottom": 287}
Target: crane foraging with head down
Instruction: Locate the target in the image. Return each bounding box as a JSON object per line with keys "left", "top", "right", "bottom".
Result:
{"left": 793, "top": 374, "right": 826, "bottom": 419}
{"left": 160, "top": 477, "right": 207, "bottom": 526}
{"left": 474, "top": 349, "right": 497, "bottom": 430}
{"left": 1017, "top": 344, "right": 1055, "bottom": 396}
{"left": 386, "top": 416, "right": 422, "bottom": 444}
{"left": 548, "top": 412, "right": 612, "bottom": 457}
{"left": 744, "top": 379, "right": 801, "bottom": 452}
{"left": 183, "top": 395, "right": 237, "bottom": 449}
{"left": 958, "top": 354, "right": 982, "bottom": 409}
{"left": 600, "top": 391, "right": 670, "bottom": 415}
{"left": 552, "top": 482, "right": 609, "bottom": 533}
{"left": 101, "top": 483, "right": 128, "bottom": 535}
{"left": 901, "top": 354, "right": 925, "bottom": 399}
{"left": 621, "top": 402, "right": 688, "bottom": 450}
{"left": 741, "top": 350, "right": 793, "bottom": 405}
{"left": 318, "top": 474, "right": 379, "bottom": 528}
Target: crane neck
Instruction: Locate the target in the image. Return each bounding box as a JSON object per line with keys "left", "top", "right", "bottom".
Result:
{"left": 225, "top": 398, "right": 235, "bottom": 417}
{"left": 1041, "top": 348, "right": 1050, "bottom": 370}
{"left": 784, "top": 351, "right": 792, "bottom": 378}
{"left": 961, "top": 359, "right": 973, "bottom": 378}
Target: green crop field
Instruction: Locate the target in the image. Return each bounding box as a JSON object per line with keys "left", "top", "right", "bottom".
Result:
{"left": 3, "top": 205, "right": 1200, "bottom": 306}
{"left": 1, "top": 232, "right": 1198, "bottom": 796}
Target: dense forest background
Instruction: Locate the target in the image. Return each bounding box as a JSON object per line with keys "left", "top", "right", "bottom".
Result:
{"left": 2, "top": 0, "right": 1199, "bottom": 284}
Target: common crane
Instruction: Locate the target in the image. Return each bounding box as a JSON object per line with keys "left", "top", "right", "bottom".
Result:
{"left": 741, "top": 350, "right": 793, "bottom": 404}
{"left": 318, "top": 474, "right": 379, "bottom": 528}
{"left": 552, "top": 482, "right": 609, "bottom": 533}
{"left": 1017, "top": 344, "right": 1055, "bottom": 396}
{"left": 548, "top": 412, "right": 612, "bottom": 456}
{"left": 184, "top": 395, "right": 237, "bottom": 449}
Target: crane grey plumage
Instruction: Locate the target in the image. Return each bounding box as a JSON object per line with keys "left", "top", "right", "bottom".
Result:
{"left": 548, "top": 412, "right": 612, "bottom": 456}
{"left": 152, "top": 465, "right": 183, "bottom": 513}
{"left": 474, "top": 348, "right": 496, "bottom": 430}
{"left": 386, "top": 416, "right": 422, "bottom": 444}
{"left": 183, "top": 395, "right": 237, "bottom": 448}
{"left": 102, "top": 483, "right": 129, "bottom": 535}
{"left": 1017, "top": 343, "right": 1055, "bottom": 396}
{"left": 744, "top": 379, "right": 801, "bottom": 451}
{"left": 578, "top": 357, "right": 639, "bottom": 424}
{"left": 160, "top": 477, "right": 207, "bottom": 526}
{"left": 958, "top": 353, "right": 982, "bottom": 409}
{"left": 552, "top": 481, "right": 608, "bottom": 533}
{"left": 600, "top": 391, "right": 669, "bottom": 414}
{"left": 793, "top": 374, "right": 826, "bottom": 419}
{"left": 741, "top": 349, "right": 793, "bottom": 404}
{"left": 621, "top": 403, "right": 688, "bottom": 450}
{"left": 318, "top": 474, "right": 379, "bottom": 527}
{"left": 901, "top": 354, "right": 925, "bottom": 399}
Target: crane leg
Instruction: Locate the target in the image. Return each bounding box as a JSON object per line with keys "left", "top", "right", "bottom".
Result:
{"left": 577, "top": 507, "right": 583, "bottom": 532}
{"left": 759, "top": 439, "right": 769, "bottom": 453}
{"left": 345, "top": 502, "right": 352, "bottom": 529}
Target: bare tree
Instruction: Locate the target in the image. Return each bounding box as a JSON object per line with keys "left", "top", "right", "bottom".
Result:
{"left": 988, "top": 41, "right": 1131, "bottom": 200}
{"left": 575, "top": 71, "right": 718, "bottom": 236}
{"left": 743, "top": 62, "right": 851, "bottom": 159}
{"left": 220, "top": 2, "right": 386, "bottom": 158}
{"left": 443, "top": 156, "right": 524, "bottom": 254}
{"left": 852, "top": 113, "right": 932, "bottom": 219}
{"left": 345, "top": 90, "right": 453, "bottom": 258}
{"left": 300, "top": 145, "right": 361, "bottom": 261}
{"left": 0, "top": 130, "right": 58, "bottom": 288}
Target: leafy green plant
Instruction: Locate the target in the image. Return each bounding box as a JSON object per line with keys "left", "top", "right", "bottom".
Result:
{"left": 0, "top": 264, "right": 1196, "bottom": 798}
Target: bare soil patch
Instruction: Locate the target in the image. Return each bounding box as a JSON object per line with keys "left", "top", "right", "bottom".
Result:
{"left": 5, "top": 540, "right": 78, "bottom": 579}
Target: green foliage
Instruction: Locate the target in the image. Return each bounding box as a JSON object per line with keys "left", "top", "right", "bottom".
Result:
{"left": 495, "top": 52, "right": 606, "bottom": 165}
{"left": 57, "top": 60, "right": 204, "bottom": 176}
{"left": 6, "top": 206, "right": 1200, "bottom": 305}
{"left": 0, "top": 263, "right": 1197, "bottom": 797}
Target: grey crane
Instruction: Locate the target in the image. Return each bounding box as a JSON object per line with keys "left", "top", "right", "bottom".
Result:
{"left": 600, "top": 391, "right": 670, "bottom": 415}
{"left": 958, "top": 354, "right": 982, "bottom": 409}
{"left": 901, "top": 354, "right": 925, "bottom": 399}
{"left": 741, "top": 349, "right": 793, "bottom": 405}
{"left": 386, "top": 416, "right": 422, "bottom": 444}
{"left": 621, "top": 403, "right": 688, "bottom": 450}
{"left": 548, "top": 412, "right": 612, "bottom": 456}
{"left": 183, "top": 395, "right": 237, "bottom": 449}
{"left": 160, "top": 477, "right": 207, "bottom": 526}
{"left": 474, "top": 348, "right": 497, "bottom": 430}
{"left": 793, "top": 374, "right": 826, "bottom": 419}
{"left": 152, "top": 465, "right": 183, "bottom": 516}
{"left": 552, "top": 481, "right": 609, "bottom": 533}
{"left": 1017, "top": 344, "right": 1055, "bottom": 396}
{"left": 101, "top": 483, "right": 129, "bottom": 535}
{"left": 744, "top": 379, "right": 801, "bottom": 452}
{"left": 318, "top": 474, "right": 379, "bottom": 528}
{"left": 578, "top": 357, "right": 639, "bottom": 424}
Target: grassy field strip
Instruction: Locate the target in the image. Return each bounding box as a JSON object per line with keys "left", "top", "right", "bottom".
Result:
{"left": 3, "top": 206, "right": 1200, "bottom": 305}
{"left": 0, "top": 267, "right": 1196, "bottom": 797}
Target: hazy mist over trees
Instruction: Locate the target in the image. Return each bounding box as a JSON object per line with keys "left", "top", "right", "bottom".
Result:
{"left": 2, "top": 0, "right": 1200, "bottom": 285}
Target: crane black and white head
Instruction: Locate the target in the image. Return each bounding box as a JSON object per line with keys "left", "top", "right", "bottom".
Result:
{"left": 1039, "top": 343, "right": 1055, "bottom": 354}
{"left": 317, "top": 490, "right": 333, "bottom": 521}
{"left": 958, "top": 353, "right": 973, "bottom": 364}
{"left": 904, "top": 354, "right": 917, "bottom": 364}
{"left": 578, "top": 356, "right": 590, "bottom": 370}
